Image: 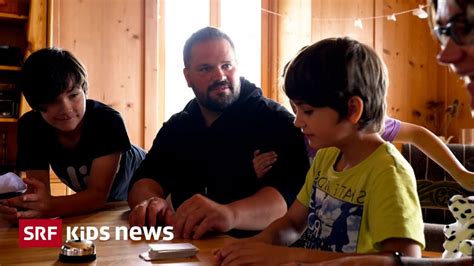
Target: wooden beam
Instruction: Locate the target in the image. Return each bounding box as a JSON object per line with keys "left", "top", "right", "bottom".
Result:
{"left": 210, "top": 0, "right": 220, "bottom": 27}
{"left": 27, "top": 0, "right": 47, "bottom": 54}
{"left": 144, "top": 0, "right": 164, "bottom": 150}
{"left": 261, "top": 0, "right": 278, "bottom": 99}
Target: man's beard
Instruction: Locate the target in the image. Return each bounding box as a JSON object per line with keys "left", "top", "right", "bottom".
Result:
{"left": 200, "top": 80, "right": 240, "bottom": 112}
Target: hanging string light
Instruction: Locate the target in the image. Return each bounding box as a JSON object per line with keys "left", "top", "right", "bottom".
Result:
{"left": 262, "top": 4, "right": 429, "bottom": 30}
{"left": 354, "top": 18, "right": 363, "bottom": 29}
{"left": 412, "top": 5, "right": 429, "bottom": 19}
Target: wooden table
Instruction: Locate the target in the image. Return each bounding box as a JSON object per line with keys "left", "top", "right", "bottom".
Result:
{"left": 0, "top": 202, "right": 235, "bottom": 265}
{"left": 0, "top": 202, "right": 442, "bottom": 265}
{"left": 422, "top": 250, "right": 443, "bottom": 258}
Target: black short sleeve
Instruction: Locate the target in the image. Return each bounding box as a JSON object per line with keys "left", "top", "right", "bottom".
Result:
{"left": 16, "top": 111, "right": 51, "bottom": 171}
{"left": 16, "top": 100, "right": 135, "bottom": 200}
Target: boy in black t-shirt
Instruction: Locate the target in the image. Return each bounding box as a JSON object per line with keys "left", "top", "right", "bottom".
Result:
{"left": 0, "top": 48, "right": 145, "bottom": 222}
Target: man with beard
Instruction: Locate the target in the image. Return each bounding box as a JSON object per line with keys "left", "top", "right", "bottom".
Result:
{"left": 127, "top": 27, "right": 309, "bottom": 239}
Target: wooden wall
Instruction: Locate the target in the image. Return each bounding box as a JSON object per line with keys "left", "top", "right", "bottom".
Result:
{"left": 50, "top": 0, "right": 150, "bottom": 148}
{"left": 49, "top": 0, "right": 474, "bottom": 146}
{"left": 380, "top": 0, "right": 473, "bottom": 141}
{"left": 278, "top": 0, "right": 474, "bottom": 142}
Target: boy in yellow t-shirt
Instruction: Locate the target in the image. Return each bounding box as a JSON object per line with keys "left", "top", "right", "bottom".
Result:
{"left": 216, "top": 37, "right": 425, "bottom": 265}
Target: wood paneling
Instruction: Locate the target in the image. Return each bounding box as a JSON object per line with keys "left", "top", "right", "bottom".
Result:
{"left": 276, "top": 0, "right": 474, "bottom": 142}
{"left": 382, "top": 0, "right": 439, "bottom": 124}
{"left": 26, "top": 0, "right": 47, "bottom": 54}
{"left": 261, "top": 0, "right": 279, "bottom": 101}
{"left": 143, "top": 0, "right": 161, "bottom": 150}
{"left": 276, "top": 0, "right": 311, "bottom": 109}
{"left": 311, "top": 0, "right": 375, "bottom": 46}
{"left": 48, "top": 0, "right": 474, "bottom": 146}
{"left": 381, "top": 0, "right": 474, "bottom": 142}
{"left": 50, "top": 0, "right": 146, "bottom": 147}
{"left": 443, "top": 67, "right": 474, "bottom": 142}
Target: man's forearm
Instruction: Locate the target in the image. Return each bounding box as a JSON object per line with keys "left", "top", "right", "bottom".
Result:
{"left": 227, "top": 186, "right": 287, "bottom": 230}
{"left": 127, "top": 178, "right": 166, "bottom": 209}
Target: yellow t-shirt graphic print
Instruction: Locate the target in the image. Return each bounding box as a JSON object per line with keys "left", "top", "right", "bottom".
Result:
{"left": 296, "top": 142, "right": 425, "bottom": 253}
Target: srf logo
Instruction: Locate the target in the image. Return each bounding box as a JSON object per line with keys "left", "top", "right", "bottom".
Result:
{"left": 19, "top": 219, "right": 62, "bottom": 248}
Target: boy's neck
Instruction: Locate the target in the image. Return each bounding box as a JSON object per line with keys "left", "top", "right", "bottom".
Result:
{"left": 56, "top": 120, "right": 84, "bottom": 149}
{"left": 333, "top": 133, "right": 384, "bottom": 172}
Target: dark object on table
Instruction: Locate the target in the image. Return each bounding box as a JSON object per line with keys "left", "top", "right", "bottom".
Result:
{"left": 59, "top": 239, "right": 96, "bottom": 263}
{"left": 0, "top": 191, "right": 23, "bottom": 199}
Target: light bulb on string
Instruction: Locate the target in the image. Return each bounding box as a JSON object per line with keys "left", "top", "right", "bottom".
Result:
{"left": 262, "top": 4, "right": 430, "bottom": 30}
{"left": 412, "top": 5, "right": 428, "bottom": 19}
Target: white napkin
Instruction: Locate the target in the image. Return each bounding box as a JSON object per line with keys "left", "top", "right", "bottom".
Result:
{"left": 0, "top": 172, "right": 26, "bottom": 194}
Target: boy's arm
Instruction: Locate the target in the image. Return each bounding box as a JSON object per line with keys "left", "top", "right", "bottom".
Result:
{"left": 11, "top": 152, "right": 122, "bottom": 218}
{"left": 217, "top": 237, "right": 422, "bottom": 265}
{"left": 381, "top": 238, "right": 422, "bottom": 257}
{"left": 0, "top": 170, "right": 49, "bottom": 223}
{"left": 24, "top": 170, "right": 50, "bottom": 193}
{"left": 394, "top": 121, "right": 474, "bottom": 191}
{"left": 252, "top": 200, "right": 309, "bottom": 245}
{"left": 215, "top": 200, "right": 309, "bottom": 264}
{"left": 298, "top": 254, "right": 473, "bottom": 266}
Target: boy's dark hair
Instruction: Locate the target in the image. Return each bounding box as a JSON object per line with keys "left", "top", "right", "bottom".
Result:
{"left": 19, "top": 47, "right": 88, "bottom": 111}
{"left": 183, "top": 26, "right": 235, "bottom": 68}
{"left": 284, "top": 37, "right": 387, "bottom": 132}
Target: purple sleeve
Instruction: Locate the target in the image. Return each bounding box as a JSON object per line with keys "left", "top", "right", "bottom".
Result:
{"left": 381, "top": 117, "right": 401, "bottom": 142}
{"left": 305, "top": 137, "right": 317, "bottom": 159}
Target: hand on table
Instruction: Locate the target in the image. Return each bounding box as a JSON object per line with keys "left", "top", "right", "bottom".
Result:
{"left": 253, "top": 150, "right": 277, "bottom": 178}
{"left": 128, "top": 196, "right": 175, "bottom": 227}
{"left": 1, "top": 178, "right": 53, "bottom": 219}
{"left": 174, "top": 194, "right": 236, "bottom": 239}
{"left": 215, "top": 241, "right": 293, "bottom": 266}
{"left": 309, "top": 255, "right": 391, "bottom": 266}
{"left": 0, "top": 201, "right": 19, "bottom": 224}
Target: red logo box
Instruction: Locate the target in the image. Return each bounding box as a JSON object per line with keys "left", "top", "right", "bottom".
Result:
{"left": 19, "top": 219, "right": 62, "bottom": 248}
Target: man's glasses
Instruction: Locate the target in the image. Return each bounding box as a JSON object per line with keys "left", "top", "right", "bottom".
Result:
{"left": 434, "top": 15, "right": 474, "bottom": 46}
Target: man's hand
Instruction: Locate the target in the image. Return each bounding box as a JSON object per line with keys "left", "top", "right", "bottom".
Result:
{"left": 174, "top": 194, "right": 236, "bottom": 239}
{"left": 253, "top": 150, "right": 277, "bottom": 178}
{"left": 128, "top": 196, "right": 175, "bottom": 227}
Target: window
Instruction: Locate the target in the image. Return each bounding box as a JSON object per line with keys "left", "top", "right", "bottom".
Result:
{"left": 164, "top": 0, "right": 209, "bottom": 119}
{"left": 220, "top": 0, "right": 261, "bottom": 86}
